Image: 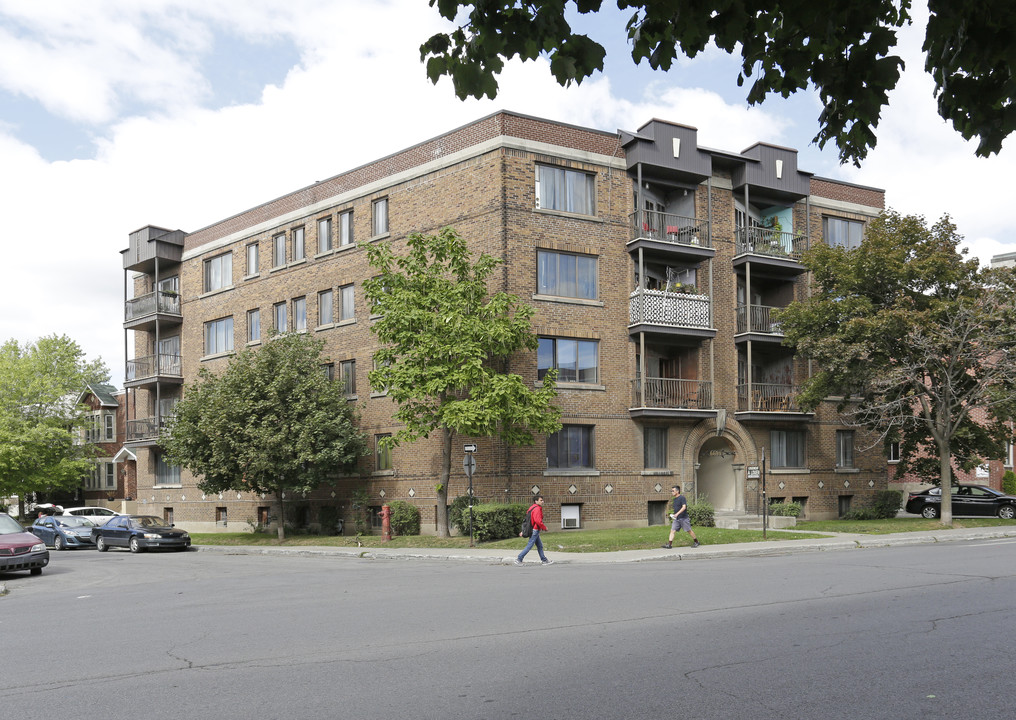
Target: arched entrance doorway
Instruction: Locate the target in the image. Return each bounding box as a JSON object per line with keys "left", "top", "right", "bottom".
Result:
{"left": 697, "top": 436, "right": 739, "bottom": 511}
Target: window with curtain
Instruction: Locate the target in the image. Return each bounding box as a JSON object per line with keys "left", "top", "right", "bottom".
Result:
{"left": 340, "top": 359, "right": 356, "bottom": 395}
{"left": 823, "top": 217, "right": 864, "bottom": 249}
{"left": 339, "top": 210, "right": 353, "bottom": 246}
{"left": 537, "top": 249, "right": 597, "bottom": 299}
{"left": 536, "top": 165, "right": 595, "bottom": 215}
{"left": 318, "top": 217, "right": 332, "bottom": 253}
{"left": 644, "top": 427, "right": 667, "bottom": 469}
{"left": 372, "top": 198, "right": 389, "bottom": 236}
{"left": 837, "top": 430, "right": 855, "bottom": 468}
{"left": 537, "top": 337, "right": 598, "bottom": 383}
{"left": 293, "top": 296, "right": 307, "bottom": 331}
{"left": 204, "top": 317, "right": 233, "bottom": 355}
{"left": 770, "top": 430, "right": 805, "bottom": 468}
{"left": 547, "top": 425, "right": 594, "bottom": 469}
{"left": 292, "top": 227, "right": 305, "bottom": 261}
{"left": 340, "top": 284, "right": 355, "bottom": 321}
{"left": 247, "top": 308, "right": 261, "bottom": 343}
{"left": 246, "top": 243, "right": 259, "bottom": 276}
{"left": 203, "top": 252, "right": 232, "bottom": 292}
{"left": 273, "top": 234, "right": 286, "bottom": 267}
{"left": 318, "top": 289, "right": 334, "bottom": 326}
{"left": 273, "top": 302, "right": 287, "bottom": 333}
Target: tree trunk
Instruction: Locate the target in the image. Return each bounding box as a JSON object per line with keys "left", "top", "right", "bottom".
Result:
{"left": 436, "top": 426, "right": 453, "bottom": 536}
{"left": 939, "top": 439, "right": 953, "bottom": 527}
{"left": 277, "top": 490, "right": 287, "bottom": 541}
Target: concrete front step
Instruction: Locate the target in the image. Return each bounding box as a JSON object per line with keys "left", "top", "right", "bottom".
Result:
{"left": 714, "top": 513, "right": 797, "bottom": 530}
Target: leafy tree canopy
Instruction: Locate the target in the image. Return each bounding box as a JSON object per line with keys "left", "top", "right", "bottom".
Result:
{"left": 421, "top": 0, "right": 1016, "bottom": 165}
{"left": 363, "top": 228, "right": 561, "bottom": 535}
{"left": 0, "top": 335, "right": 109, "bottom": 504}
{"left": 779, "top": 211, "right": 1016, "bottom": 524}
{"left": 162, "top": 332, "right": 370, "bottom": 539}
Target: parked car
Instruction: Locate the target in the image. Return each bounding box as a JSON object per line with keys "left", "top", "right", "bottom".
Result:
{"left": 92, "top": 515, "right": 191, "bottom": 553}
{"left": 29, "top": 515, "right": 96, "bottom": 550}
{"left": 61, "top": 506, "right": 122, "bottom": 525}
{"left": 0, "top": 513, "right": 50, "bottom": 575}
{"left": 905, "top": 484, "right": 1016, "bottom": 519}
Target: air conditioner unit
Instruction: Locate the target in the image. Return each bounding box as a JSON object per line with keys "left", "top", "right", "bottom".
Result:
{"left": 561, "top": 503, "right": 581, "bottom": 529}
{"left": 562, "top": 517, "right": 579, "bottom": 529}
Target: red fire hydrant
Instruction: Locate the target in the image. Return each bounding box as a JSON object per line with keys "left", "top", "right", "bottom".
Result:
{"left": 380, "top": 504, "right": 391, "bottom": 542}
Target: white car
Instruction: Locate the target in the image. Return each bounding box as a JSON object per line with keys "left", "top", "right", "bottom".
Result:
{"left": 61, "top": 506, "right": 123, "bottom": 525}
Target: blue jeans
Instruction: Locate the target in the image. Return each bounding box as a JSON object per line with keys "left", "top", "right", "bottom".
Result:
{"left": 518, "top": 529, "right": 547, "bottom": 562}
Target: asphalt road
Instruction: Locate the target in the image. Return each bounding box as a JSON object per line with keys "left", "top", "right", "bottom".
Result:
{"left": 3, "top": 539, "right": 1015, "bottom": 720}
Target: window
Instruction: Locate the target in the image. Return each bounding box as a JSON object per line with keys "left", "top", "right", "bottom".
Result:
{"left": 537, "top": 337, "right": 598, "bottom": 383}
{"left": 837, "top": 430, "right": 855, "bottom": 468}
{"left": 204, "top": 317, "right": 234, "bottom": 355}
{"left": 293, "top": 296, "right": 307, "bottom": 331}
{"left": 770, "top": 430, "right": 805, "bottom": 468}
{"left": 155, "top": 453, "right": 180, "bottom": 486}
{"left": 247, "top": 308, "right": 261, "bottom": 343}
{"left": 318, "top": 217, "right": 332, "bottom": 253}
{"left": 322, "top": 363, "right": 334, "bottom": 381}
{"left": 372, "top": 197, "right": 388, "bottom": 236}
{"left": 340, "top": 359, "right": 356, "bottom": 395}
{"left": 536, "top": 164, "right": 595, "bottom": 215}
{"left": 375, "top": 433, "right": 392, "bottom": 471}
{"left": 273, "top": 302, "right": 287, "bottom": 333}
{"left": 246, "top": 243, "right": 259, "bottom": 276}
{"left": 888, "top": 441, "right": 901, "bottom": 463}
{"left": 292, "top": 227, "right": 305, "bottom": 261}
{"left": 644, "top": 427, "right": 667, "bottom": 469}
{"left": 1006, "top": 440, "right": 1014, "bottom": 468}
{"left": 823, "top": 217, "right": 864, "bottom": 250}
{"left": 340, "top": 284, "right": 355, "bottom": 321}
{"left": 318, "top": 289, "right": 334, "bottom": 326}
{"left": 216, "top": 507, "right": 228, "bottom": 527}
{"left": 339, "top": 210, "right": 353, "bottom": 246}
{"left": 203, "top": 252, "right": 232, "bottom": 292}
{"left": 273, "top": 234, "right": 286, "bottom": 267}
{"left": 104, "top": 413, "right": 115, "bottom": 441}
{"left": 164, "top": 507, "right": 174, "bottom": 524}
{"left": 547, "top": 425, "right": 594, "bottom": 469}
{"left": 537, "top": 249, "right": 597, "bottom": 299}
{"left": 86, "top": 461, "right": 115, "bottom": 491}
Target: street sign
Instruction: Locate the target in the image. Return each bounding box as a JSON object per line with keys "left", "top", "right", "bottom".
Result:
{"left": 463, "top": 454, "right": 476, "bottom": 477}
{"left": 463, "top": 443, "right": 477, "bottom": 453}
{"left": 747, "top": 466, "right": 760, "bottom": 479}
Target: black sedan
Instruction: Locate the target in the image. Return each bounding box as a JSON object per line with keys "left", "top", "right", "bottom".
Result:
{"left": 29, "top": 515, "right": 96, "bottom": 550}
{"left": 904, "top": 484, "right": 1016, "bottom": 519}
{"left": 0, "top": 514, "right": 50, "bottom": 575}
{"left": 92, "top": 515, "right": 191, "bottom": 553}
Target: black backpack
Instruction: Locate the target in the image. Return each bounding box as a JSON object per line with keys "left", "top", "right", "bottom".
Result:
{"left": 521, "top": 507, "right": 534, "bottom": 538}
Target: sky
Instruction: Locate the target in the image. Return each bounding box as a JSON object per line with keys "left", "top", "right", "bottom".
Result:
{"left": 1, "top": 0, "right": 1013, "bottom": 388}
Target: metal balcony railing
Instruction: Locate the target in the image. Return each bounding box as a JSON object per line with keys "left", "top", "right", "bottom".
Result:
{"left": 631, "top": 378, "right": 713, "bottom": 409}
{"left": 630, "top": 210, "right": 711, "bottom": 248}
{"left": 126, "top": 416, "right": 172, "bottom": 442}
{"left": 735, "top": 304, "right": 784, "bottom": 335}
{"left": 630, "top": 288, "right": 710, "bottom": 329}
{"left": 736, "top": 383, "right": 801, "bottom": 412}
{"left": 735, "top": 227, "right": 808, "bottom": 261}
{"left": 126, "top": 354, "right": 182, "bottom": 381}
{"left": 125, "top": 290, "right": 181, "bottom": 321}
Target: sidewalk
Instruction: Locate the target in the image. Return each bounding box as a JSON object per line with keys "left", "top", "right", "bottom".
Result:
{"left": 193, "top": 526, "right": 1016, "bottom": 565}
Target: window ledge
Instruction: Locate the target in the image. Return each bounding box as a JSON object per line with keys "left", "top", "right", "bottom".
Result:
{"left": 246, "top": 340, "right": 262, "bottom": 347}
{"left": 288, "top": 258, "right": 307, "bottom": 267}
{"left": 367, "top": 232, "right": 390, "bottom": 243}
{"left": 336, "top": 243, "right": 356, "bottom": 253}
{"left": 641, "top": 469, "right": 674, "bottom": 476}
{"left": 534, "top": 208, "right": 603, "bottom": 223}
{"left": 315, "top": 323, "right": 335, "bottom": 332}
{"left": 372, "top": 469, "right": 395, "bottom": 477}
{"left": 370, "top": 392, "right": 389, "bottom": 398}
{"left": 550, "top": 382, "right": 606, "bottom": 391}
{"left": 200, "top": 351, "right": 235, "bottom": 362}
{"left": 769, "top": 468, "right": 810, "bottom": 475}
{"left": 834, "top": 467, "right": 860, "bottom": 474}
{"left": 153, "top": 484, "right": 183, "bottom": 489}
{"left": 269, "top": 265, "right": 286, "bottom": 273}
{"left": 199, "top": 286, "right": 234, "bottom": 300}
{"left": 314, "top": 249, "right": 335, "bottom": 259}
{"left": 544, "top": 469, "right": 600, "bottom": 477}
{"left": 344, "top": 394, "right": 358, "bottom": 402}
{"left": 243, "top": 273, "right": 259, "bottom": 281}
{"left": 531, "top": 294, "right": 604, "bottom": 307}
{"left": 336, "top": 318, "right": 356, "bottom": 327}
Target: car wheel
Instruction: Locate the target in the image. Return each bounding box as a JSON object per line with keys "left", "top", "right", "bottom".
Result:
{"left": 30, "top": 567, "right": 42, "bottom": 576}
{"left": 921, "top": 505, "right": 939, "bottom": 519}
{"left": 54, "top": 535, "right": 66, "bottom": 551}
{"left": 129, "top": 536, "right": 142, "bottom": 553}
{"left": 96, "top": 536, "right": 108, "bottom": 552}
{"left": 998, "top": 505, "right": 1016, "bottom": 520}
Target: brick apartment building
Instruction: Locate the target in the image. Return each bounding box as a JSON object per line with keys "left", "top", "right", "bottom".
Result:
{"left": 120, "top": 111, "right": 888, "bottom": 533}
{"left": 74, "top": 383, "right": 136, "bottom": 509}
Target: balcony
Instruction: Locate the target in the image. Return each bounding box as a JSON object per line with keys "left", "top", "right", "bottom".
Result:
{"left": 125, "top": 354, "right": 183, "bottom": 388}
{"left": 735, "top": 304, "right": 785, "bottom": 343}
{"left": 628, "top": 210, "right": 714, "bottom": 263}
{"left": 735, "top": 383, "right": 813, "bottom": 420}
{"left": 629, "top": 378, "right": 715, "bottom": 419}
{"left": 733, "top": 227, "right": 808, "bottom": 275}
{"left": 629, "top": 288, "right": 715, "bottom": 339}
{"left": 124, "top": 290, "right": 182, "bottom": 330}
{"left": 125, "top": 416, "right": 172, "bottom": 446}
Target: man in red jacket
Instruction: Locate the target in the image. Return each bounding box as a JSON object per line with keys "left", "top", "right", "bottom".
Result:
{"left": 515, "top": 495, "right": 553, "bottom": 565}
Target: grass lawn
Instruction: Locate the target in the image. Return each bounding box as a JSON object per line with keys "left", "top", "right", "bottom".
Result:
{"left": 797, "top": 516, "right": 1016, "bottom": 534}
{"left": 191, "top": 525, "right": 830, "bottom": 553}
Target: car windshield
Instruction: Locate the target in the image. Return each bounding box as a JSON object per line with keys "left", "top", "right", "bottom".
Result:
{"left": 58, "top": 516, "right": 95, "bottom": 527}
{"left": 0, "top": 514, "right": 27, "bottom": 535}
{"left": 133, "top": 516, "right": 166, "bottom": 528}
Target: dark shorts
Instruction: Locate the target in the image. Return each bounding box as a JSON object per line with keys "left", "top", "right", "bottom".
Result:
{"left": 671, "top": 515, "right": 692, "bottom": 533}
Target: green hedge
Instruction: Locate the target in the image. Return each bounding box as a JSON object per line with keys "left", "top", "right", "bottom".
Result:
{"left": 387, "top": 500, "right": 421, "bottom": 536}
{"left": 688, "top": 500, "right": 715, "bottom": 527}
{"left": 842, "top": 490, "right": 902, "bottom": 520}
{"left": 769, "top": 501, "right": 803, "bottom": 517}
{"left": 1003, "top": 470, "right": 1016, "bottom": 496}
{"left": 466, "top": 503, "right": 528, "bottom": 542}
{"left": 449, "top": 495, "right": 479, "bottom": 535}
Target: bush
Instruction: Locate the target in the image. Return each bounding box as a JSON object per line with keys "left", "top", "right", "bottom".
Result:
{"left": 769, "top": 501, "right": 803, "bottom": 517}
{"left": 1003, "top": 470, "right": 1016, "bottom": 496}
{"left": 318, "top": 506, "right": 343, "bottom": 535}
{"left": 350, "top": 488, "right": 373, "bottom": 535}
{"left": 449, "top": 494, "right": 480, "bottom": 535}
{"left": 387, "top": 500, "right": 421, "bottom": 536}
{"left": 871, "top": 490, "right": 902, "bottom": 518}
{"left": 468, "top": 503, "right": 528, "bottom": 542}
{"left": 687, "top": 500, "right": 715, "bottom": 527}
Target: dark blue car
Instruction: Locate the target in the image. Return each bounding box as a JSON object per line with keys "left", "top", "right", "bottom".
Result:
{"left": 29, "top": 515, "right": 96, "bottom": 550}
{"left": 92, "top": 515, "right": 191, "bottom": 553}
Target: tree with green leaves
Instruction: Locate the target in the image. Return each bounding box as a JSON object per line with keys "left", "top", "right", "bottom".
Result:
{"left": 0, "top": 335, "right": 109, "bottom": 513}
{"left": 363, "top": 228, "right": 562, "bottom": 536}
{"left": 779, "top": 211, "right": 1016, "bottom": 525}
{"left": 421, "top": 0, "right": 1015, "bottom": 165}
{"left": 162, "top": 332, "right": 370, "bottom": 540}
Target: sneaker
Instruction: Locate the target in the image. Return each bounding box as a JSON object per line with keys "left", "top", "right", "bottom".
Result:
{"left": 541, "top": 559, "right": 554, "bottom": 565}
{"left": 661, "top": 543, "right": 672, "bottom": 549}
{"left": 693, "top": 540, "right": 701, "bottom": 548}
{"left": 513, "top": 559, "right": 523, "bottom": 566}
